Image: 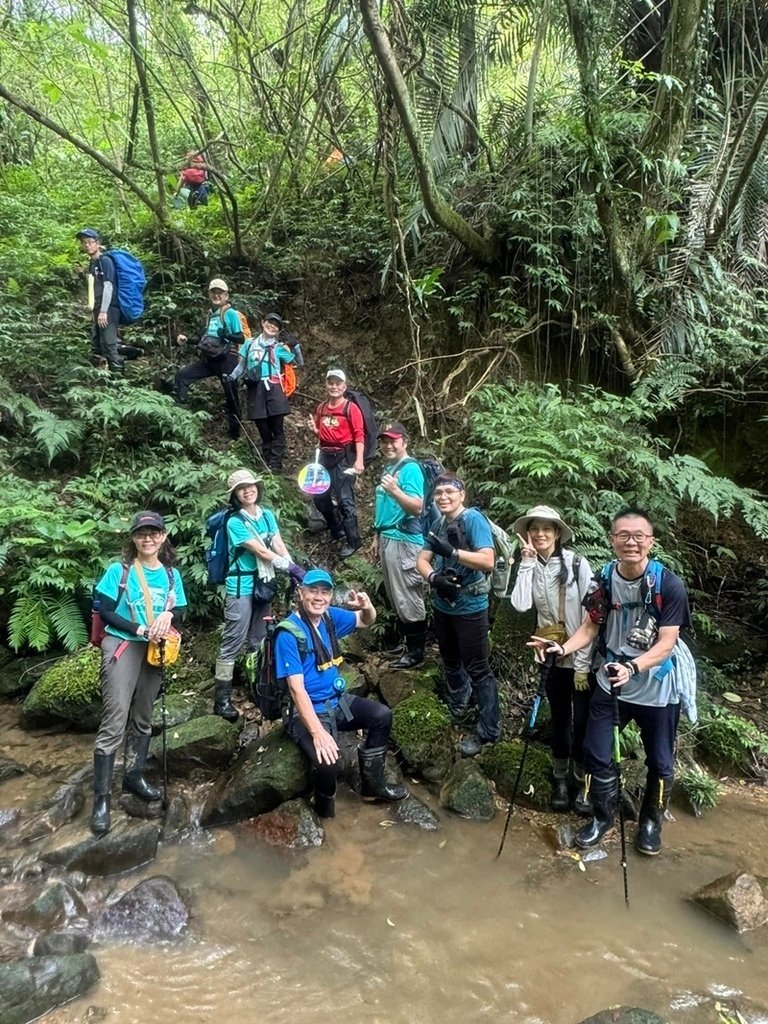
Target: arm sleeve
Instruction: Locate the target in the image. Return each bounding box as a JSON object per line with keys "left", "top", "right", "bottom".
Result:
{"left": 97, "top": 594, "right": 141, "bottom": 636}
{"left": 330, "top": 607, "right": 359, "bottom": 641}
{"left": 510, "top": 560, "right": 535, "bottom": 612}
{"left": 100, "top": 281, "right": 113, "bottom": 314}
{"left": 347, "top": 402, "right": 365, "bottom": 443}
{"left": 223, "top": 309, "right": 244, "bottom": 344}
{"left": 659, "top": 573, "right": 691, "bottom": 628}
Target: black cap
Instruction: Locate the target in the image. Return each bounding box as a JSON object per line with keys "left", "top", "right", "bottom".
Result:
{"left": 130, "top": 511, "right": 166, "bottom": 533}
{"left": 75, "top": 228, "right": 100, "bottom": 240}
{"left": 378, "top": 420, "right": 407, "bottom": 439}
{"left": 263, "top": 312, "right": 285, "bottom": 326}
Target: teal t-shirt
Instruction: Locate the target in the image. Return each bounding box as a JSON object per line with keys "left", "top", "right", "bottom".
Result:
{"left": 96, "top": 561, "right": 187, "bottom": 642}
{"left": 239, "top": 335, "right": 294, "bottom": 381}
{"left": 429, "top": 507, "right": 493, "bottom": 616}
{"left": 226, "top": 508, "right": 280, "bottom": 596}
{"left": 374, "top": 458, "right": 426, "bottom": 544}
{"left": 208, "top": 307, "right": 243, "bottom": 338}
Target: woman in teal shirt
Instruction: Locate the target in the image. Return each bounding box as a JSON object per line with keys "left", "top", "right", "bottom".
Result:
{"left": 91, "top": 511, "right": 187, "bottom": 836}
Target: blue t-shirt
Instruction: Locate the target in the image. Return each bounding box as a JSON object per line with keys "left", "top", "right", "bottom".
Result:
{"left": 226, "top": 508, "right": 279, "bottom": 597}
{"left": 374, "top": 458, "right": 426, "bottom": 544}
{"left": 429, "top": 507, "right": 494, "bottom": 615}
{"left": 96, "top": 561, "right": 187, "bottom": 642}
{"left": 273, "top": 607, "right": 358, "bottom": 713}
{"left": 239, "top": 335, "right": 294, "bottom": 381}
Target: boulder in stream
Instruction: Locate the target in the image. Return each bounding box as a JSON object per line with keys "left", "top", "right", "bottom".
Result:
{"left": 150, "top": 691, "right": 209, "bottom": 734}
{"left": 92, "top": 875, "right": 189, "bottom": 942}
{"left": 149, "top": 714, "right": 239, "bottom": 775}
{"left": 0, "top": 953, "right": 100, "bottom": 1024}
{"left": 439, "top": 760, "right": 496, "bottom": 820}
{"left": 1, "top": 879, "right": 89, "bottom": 933}
{"left": 201, "top": 724, "right": 311, "bottom": 827}
{"left": 238, "top": 798, "right": 325, "bottom": 849}
{"left": 16, "top": 783, "right": 86, "bottom": 843}
{"left": 391, "top": 692, "right": 455, "bottom": 783}
{"left": 576, "top": 1010, "right": 665, "bottom": 1024}
{"left": 22, "top": 648, "right": 102, "bottom": 731}
{"left": 0, "top": 756, "right": 27, "bottom": 785}
{"left": 377, "top": 663, "right": 437, "bottom": 710}
{"left": 40, "top": 816, "right": 160, "bottom": 876}
{"left": 480, "top": 739, "right": 554, "bottom": 810}
{"left": 32, "top": 930, "right": 91, "bottom": 956}
{"left": 394, "top": 794, "right": 440, "bottom": 830}
{"left": 691, "top": 870, "right": 768, "bottom": 933}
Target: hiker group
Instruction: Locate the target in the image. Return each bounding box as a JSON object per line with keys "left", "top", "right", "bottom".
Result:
{"left": 78, "top": 226, "right": 695, "bottom": 863}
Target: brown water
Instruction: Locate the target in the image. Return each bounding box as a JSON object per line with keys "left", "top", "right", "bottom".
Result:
{"left": 3, "top": 704, "right": 768, "bottom": 1024}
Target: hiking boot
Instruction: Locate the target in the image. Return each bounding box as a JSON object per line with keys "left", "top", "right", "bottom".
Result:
{"left": 228, "top": 418, "right": 241, "bottom": 441}
{"left": 358, "top": 746, "right": 408, "bottom": 802}
{"left": 122, "top": 729, "right": 161, "bottom": 802}
{"left": 213, "top": 663, "right": 240, "bottom": 723}
{"left": 313, "top": 776, "right": 336, "bottom": 819}
{"left": 391, "top": 621, "right": 426, "bottom": 670}
{"left": 575, "top": 774, "right": 618, "bottom": 848}
{"left": 551, "top": 759, "right": 570, "bottom": 813}
{"left": 339, "top": 516, "right": 361, "bottom": 558}
{"left": 636, "top": 773, "right": 673, "bottom": 856}
{"left": 458, "top": 734, "right": 483, "bottom": 757}
{"left": 91, "top": 751, "right": 115, "bottom": 836}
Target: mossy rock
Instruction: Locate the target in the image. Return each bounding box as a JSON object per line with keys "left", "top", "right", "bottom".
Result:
{"left": 149, "top": 715, "right": 239, "bottom": 776}
{"left": 22, "top": 648, "right": 101, "bottom": 731}
{"left": 151, "top": 692, "right": 209, "bottom": 734}
{"left": 481, "top": 739, "right": 553, "bottom": 810}
{"left": 490, "top": 601, "right": 537, "bottom": 678}
{"left": 391, "top": 692, "right": 455, "bottom": 783}
{"left": 439, "top": 760, "right": 496, "bottom": 820}
{"left": 378, "top": 663, "right": 438, "bottom": 710}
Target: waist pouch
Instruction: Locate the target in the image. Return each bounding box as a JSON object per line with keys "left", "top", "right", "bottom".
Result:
{"left": 146, "top": 628, "right": 182, "bottom": 667}
{"left": 198, "top": 334, "right": 229, "bottom": 358}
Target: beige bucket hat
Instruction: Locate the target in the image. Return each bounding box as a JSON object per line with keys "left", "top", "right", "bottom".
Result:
{"left": 226, "top": 469, "right": 263, "bottom": 499}
{"left": 512, "top": 505, "right": 574, "bottom": 545}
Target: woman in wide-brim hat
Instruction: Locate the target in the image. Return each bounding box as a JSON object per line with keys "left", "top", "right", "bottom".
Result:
{"left": 510, "top": 505, "right": 595, "bottom": 815}
{"left": 212, "top": 469, "right": 296, "bottom": 722}
{"left": 90, "top": 511, "right": 187, "bottom": 836}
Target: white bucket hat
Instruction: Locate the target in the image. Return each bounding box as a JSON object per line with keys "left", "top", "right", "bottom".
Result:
{"left": 226, "top": 469, "right": 263, "bottom": 499}
{"left": 512, "top": 505, "right": 574, "bottom": 545}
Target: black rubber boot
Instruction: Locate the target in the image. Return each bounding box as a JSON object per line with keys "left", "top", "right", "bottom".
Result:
{"left": 228, "top": 416, "right": 241, "bottom": 441}
{"left": 575, "top": 774, "right": 618, "bottom": 848}
{"left": 571, "top": 763, "right": 593, "bottom": 817}
{"left": 213, "top": 661, "right": 240, "bottom": 723}
{"left": 636, "top": 773, "right": 673, "bottom": 856}
{"left": 551, "top": 758, "right": 570, "bottom": 813}
{"left": 339, "top": 516, "right": 362, "bottom": 559}
{"left": 358, "top": 746, "right": 408, "bottom": 802}
{"left": 319, "top": 508, "right": 344, "bottom": 540}
{"left": 391, "top": 621, "right": 426, "bottom": 670}
{"left": 313, "top": 773, "right": 337, "bottom": 819}
{"left": 122, "top": 729, "right": 161, "bottom": 802}
{"left": 91, "top": 751, "right": 115, "bottom": 836}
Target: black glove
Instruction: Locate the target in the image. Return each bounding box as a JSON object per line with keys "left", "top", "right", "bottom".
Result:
{"left": 428, "top": 571, "right": 462, "bottom": 601}
{"left": 217, "top": 326, "right": 226, "bottom": 340}
{"left": 427, "top": 531, "right": 456, "bottom": 560}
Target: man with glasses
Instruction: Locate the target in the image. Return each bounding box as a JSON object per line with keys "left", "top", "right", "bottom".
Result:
{"left": 529, "top": 508, "right": 691, "bottom": 856}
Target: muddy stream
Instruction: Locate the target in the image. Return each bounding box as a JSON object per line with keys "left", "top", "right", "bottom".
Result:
{"left": 3, "top": 705, "right": 768, "bottom": 1024}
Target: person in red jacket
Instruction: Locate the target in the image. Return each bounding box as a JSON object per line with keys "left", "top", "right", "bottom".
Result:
{"left": 306, "top": 369, "right": 364, "bottom": 557}
{"left": 176, "top": 151, "right": 210, "bottom": 208}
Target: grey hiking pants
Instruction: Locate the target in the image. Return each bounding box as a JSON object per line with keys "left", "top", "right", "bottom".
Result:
{"left": 217, "top": 594, "right": 273, "bottom": 662}
{"left": 95, "top": 635, "right": 162, "bottom": 755}
{"left": 380, "top": 536, "right": 426, "bottom": 623}
{"left": 91, "top": 308, "right": 124, "bottom": 371}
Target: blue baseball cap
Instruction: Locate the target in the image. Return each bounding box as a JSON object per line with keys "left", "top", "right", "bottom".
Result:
{"left": 75, "top": 227, "right": 100, "bottom": 240}
{"left": 302, "top": 568, "right": 334, "bottom": 589}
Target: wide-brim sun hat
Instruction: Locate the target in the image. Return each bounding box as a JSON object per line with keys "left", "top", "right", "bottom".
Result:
{"left": 226, "top": 469, "right": 263, "bottom": 499}
{"left": 513, "top": 505, "right": 573, "bottom": 545}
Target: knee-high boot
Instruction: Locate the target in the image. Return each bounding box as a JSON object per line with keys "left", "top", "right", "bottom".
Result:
{"left": 636, "top": 773, "right": 673, "bottom": 856}
{"left": 575, "top": 774, "right": 618, "bottom": 848}
{"left": 213, "top": 659, "right": 240, "bottom": 723}
{"left": 122, "top": 728, "right": 161, "bottom": 802}
{"left": 358, "top": 746, "right": 408, "bottom": 802}
{"left": 91, "top": 751, "right": 115, "bottom": 836}
{"left": 391, "top": 620, "right": 426, "bottom": 670}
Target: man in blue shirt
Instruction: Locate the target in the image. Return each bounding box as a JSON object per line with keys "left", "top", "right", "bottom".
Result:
{"left": 372, "top": 421, "right": 427, "bottom": 669}
{"left": 417, "top": 474, "right": 501, "bottom": 757}
{"left": 274, "top": 568, "right": 408, "bottom": 819}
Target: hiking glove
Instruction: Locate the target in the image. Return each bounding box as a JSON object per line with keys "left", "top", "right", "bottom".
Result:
{"left": 428, "top": 571, "right": 462, "bottom": 600}
{"left": 427, "top": 532, "right": 456, "bottom": 559}
{"left": 271, "top": 554, "right": 291, "bottom": 571}
{"left": 288, "top": 563, "right": 306, "bottom": 585}
{"left": 574, "top": 671, "right": 590, "bottom": 691}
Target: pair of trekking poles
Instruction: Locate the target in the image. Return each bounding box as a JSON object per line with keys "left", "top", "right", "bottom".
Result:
{"left": 496, "top": 653, "right": 629, "bottom": 907}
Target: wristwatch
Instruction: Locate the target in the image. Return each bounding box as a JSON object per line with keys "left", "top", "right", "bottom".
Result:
{"left": 137, "top": 625, "right": 148, "bottom": 638}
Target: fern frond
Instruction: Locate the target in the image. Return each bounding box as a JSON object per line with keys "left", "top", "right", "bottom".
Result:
{"left": 28, "top": 409, "right": 85, "bottom": 464}
{"left": 9, "top": 595, "right": 51, "bottom": 652}
{"left": 44, "top": 594, "right": 88, "bottom": 652}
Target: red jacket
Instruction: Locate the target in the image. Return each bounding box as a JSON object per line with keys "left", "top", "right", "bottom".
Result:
{"left": 314, "top": 398, "right": 364, "bottom": 447}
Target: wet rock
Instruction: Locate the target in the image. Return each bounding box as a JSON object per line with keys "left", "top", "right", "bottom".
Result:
{"left": 92, "top": 876, "right": 189, "bottom": 942}
{"left": 394, "top": 794, "right": 440, "bottom": 830}
{"left": 151, "top": 692, "right": 209, "bottom": 735}
{"left": 118, "top": 792, "right": 164, "bottom": 819}
{"left": 576, "top": 1011, "right": 664, "bottom": 1024}
{"left": 32, "top": 930, "right": 91, "bottom": 956}
{"left": 691, "top": 871, "right": 768, "bottom": 933}
{"left": 40, "top": 816, "right": 160, "bottom": 877}
{"left": 82, "top": 1006, "right": 110, "bottom": 1022}
{"left": 480, "top": 740, "right": 554, "bottom": 811}
{"left": 22, "top": 648, "right": 102, "bottom": 731}
{"left": 0, "top": 953, "right": 100, "bottom": 1024}
{"left": 339, "top": 662, "right": 369, "bottom": 697}
{"left": 149, "top": 715, "right": 239, "bottom": 775}
{"left": 0, "top": 808, "right": 22, "bottom": 845}
{"left": 239, "top": 798, "right": 325, "bottom": 849}
{"left": 0, "top": 756, "right": 27, "bottom": 785}
{"left": 439, "top": 760, "right": 496, "bottom": 821}
{"left": 201, "top": 724, "right": 311, "bottom": 827}
{"left": 16, "top": 783, "right": 86, "bottom": 843}
{"left": 0, "top": 652, "right": 50, "bottom": 699}
{"left": 1, "top": 879, "right": 88, "bottom": 933}
{"left": 378, "top": 664, "right": 438, "bottom": 710}
{"left": 391, "top": 692, "right": 455, "bottom": 783}
{"left": 0, "top": 927, "right": 29, "bottom": 966}
{"left": 160, "top": 794, "right": 193, "bottom": 841}
{"left": 541, "top": 823, "right": 576, "bottom": 852}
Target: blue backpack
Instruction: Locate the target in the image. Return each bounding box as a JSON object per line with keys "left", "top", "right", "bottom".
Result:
{"left": 204, "top": 509, "right": 232, "bottom": 587}
{"left": 108, "top": 249, "right": 146, "bottom": 325}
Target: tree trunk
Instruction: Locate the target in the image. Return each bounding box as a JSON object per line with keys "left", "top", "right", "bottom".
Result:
{"left": 358, "top": 0, "right": 499, "bottom": 265}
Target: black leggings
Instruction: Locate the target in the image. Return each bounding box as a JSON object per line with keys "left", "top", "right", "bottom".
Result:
{"left": 254, "top": 415, "right": 286, "bottom": 471}
{"left": 545, "top": 665, "right": 594, "bottom": 765}
{"left": 287, "top": 694, "right": 392, "bottom": 794}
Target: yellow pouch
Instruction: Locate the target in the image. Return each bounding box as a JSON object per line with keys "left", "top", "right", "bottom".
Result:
{"left": 146, "top": 628, "right": 182, "bottom": 667}
{"left": 537, "top": 622, "right": 568, "bottom": 647}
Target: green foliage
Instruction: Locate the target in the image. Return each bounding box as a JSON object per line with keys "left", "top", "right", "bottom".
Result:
{"left": 695, "top": 698, "right": 768, "bottom": 778}
{"left": 678, "top": 766, "right": 721, "bottom": 816}
{"left": 391, "top": 692, "right": 452, "bottom": 753}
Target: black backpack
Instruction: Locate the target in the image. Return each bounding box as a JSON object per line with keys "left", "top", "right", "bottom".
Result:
{"left": 343, "top": 389, "right": 379, "bottom": 464}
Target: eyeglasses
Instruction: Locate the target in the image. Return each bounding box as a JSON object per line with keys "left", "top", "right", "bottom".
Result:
{"left": 612, "top": 531, "right": 653, "bottom": 543}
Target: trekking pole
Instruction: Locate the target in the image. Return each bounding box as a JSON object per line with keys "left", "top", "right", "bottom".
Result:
{"left": 610, "top": 680, "right": 630, "bottom": 907}
{"left": 220, "top": 377, "right": 272, "bottom": 475}
{"left": 496, "top": 652, "right": 555, "bottom": 859}
{"left": 159, "top": 639, "right": 168, "bottom": 811}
